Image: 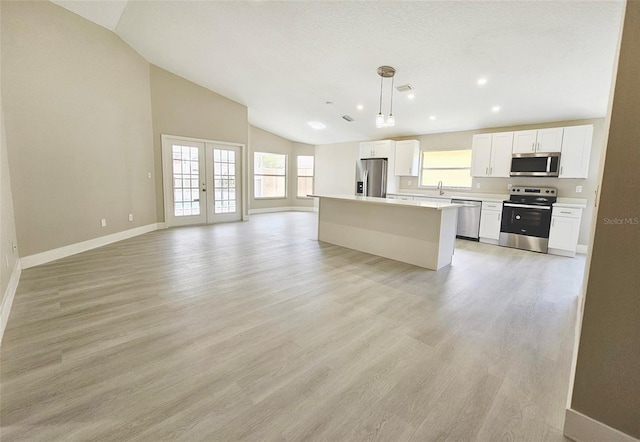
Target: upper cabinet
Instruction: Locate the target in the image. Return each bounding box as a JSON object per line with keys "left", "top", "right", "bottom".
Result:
{"left": 360, "top": 140, "right": 395, "bottom": 159}
{"left": 471, "top": 132, "right": 513, "bottom": 177}
{"left": 559, "top": 125, "right": 593, "bottom": 179}
{"left": 512, "top": 127, "right": 563, "bottom": 153}
{"left": 394, "top": 140, "right": 420, "bottom": 176}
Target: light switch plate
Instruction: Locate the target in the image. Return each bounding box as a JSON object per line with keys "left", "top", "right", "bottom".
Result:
{"left": 101, "top": 218, "right": 107, "bottom": 227}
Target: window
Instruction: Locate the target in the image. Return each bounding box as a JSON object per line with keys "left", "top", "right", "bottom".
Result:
{"left": 296, "top": 155, "right": 314, "bottom": 197}
{"left": 254, "top": 152, "right": 286, "bottom": 198}
{"left": 420, "top": 149, "right": 472, "bottom": 188}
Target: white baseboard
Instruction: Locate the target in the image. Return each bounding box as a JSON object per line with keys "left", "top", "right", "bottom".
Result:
{"left": 564, "top": 409, "right": 638, "bottom": 442}
{"left": 576, "top": 244, "right": 588, "bottom": 254}
{"left": 248, "top": 206, "right": 318, "bottom": 215}
{"left": 21, "top": 223, "right": 161, "bottom": 269}
{"left": 156, "top": 222, "right": 167, "bottom": 229}
{"left": 1, "top": 259, "right": 22, "bottom": 345}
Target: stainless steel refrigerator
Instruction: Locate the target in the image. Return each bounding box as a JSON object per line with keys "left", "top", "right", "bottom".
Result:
{"left": 356, "top": 158, "right": 388, "bottom": 197}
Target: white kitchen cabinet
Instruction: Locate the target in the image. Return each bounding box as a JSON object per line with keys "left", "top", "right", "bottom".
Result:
{"left": 360, "top": 140, "right": 394, "bottom": 159}
{"left": 559, "top": 125, "right": 593, "bottom": 179}
{"left": 548, "top": 206, "right": 583, "bottom": 257}
{"left": 512, "top": 127, "right": 563, "bottom": 153}
{"left": 479, "top": 201, "right": 502, "bottom": 244}
{"left": 471, "top": 132, "right": 512, "bottom": 177}
{"left": 394, "top": 140, "right": 420, "bottom": 176}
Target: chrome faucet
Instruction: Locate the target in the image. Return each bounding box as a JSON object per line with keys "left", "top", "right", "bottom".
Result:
{"left": 437, "top": 180, "right": 444, "bottom": 195}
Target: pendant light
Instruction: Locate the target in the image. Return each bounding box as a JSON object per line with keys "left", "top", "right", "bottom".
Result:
{"left": 375, "top": 66, "right": 396, "bottom": 128}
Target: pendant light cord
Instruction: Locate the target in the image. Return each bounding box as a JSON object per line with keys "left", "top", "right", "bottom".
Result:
{"left": 378, "top": 73, "right": 384, "bottom": 114}
{"left": 389, "top": 75, "right": 394, "bottom": 115}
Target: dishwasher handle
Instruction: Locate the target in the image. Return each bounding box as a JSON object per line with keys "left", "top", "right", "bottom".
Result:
{"left": 451, "top": 199, "right": 482, "bottom": 207}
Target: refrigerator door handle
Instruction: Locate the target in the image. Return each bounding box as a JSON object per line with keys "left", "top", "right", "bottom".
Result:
{"left": 363, "top": 169, "right": 368, "bottom": 196}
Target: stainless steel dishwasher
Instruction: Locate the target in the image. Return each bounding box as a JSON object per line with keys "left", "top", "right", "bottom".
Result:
{"left": 451, "top": 199, "right": 482, "bottom": 240}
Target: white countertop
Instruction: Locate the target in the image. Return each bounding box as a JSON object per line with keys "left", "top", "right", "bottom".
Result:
{"left": 388, "top": 191, "right": 509, "bottom": 203}
{"left": 554, "top": 198, "right": 588, "bottom": 209}
{"left": 309, "top": 194, "right": 458, "bottom": 210}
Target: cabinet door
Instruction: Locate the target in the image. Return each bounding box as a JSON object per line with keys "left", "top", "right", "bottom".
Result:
{"left": 512, "top": 130, "right": 537, "bottom": 153}
{"left": 471, "top": 134, "right": 492, "bottom": 177}
{"left": 360, "top": 142, "right": 374, "bottom": 159}
{"left": 373, "top": 140, "right": 392, "bottom": 158}
{"left": 548, "top": 216, "right": 580, "bottom": 251}
{"left": 394, "top": 140, "right": 419, "bottom": 176}
{"left": 479, "top": 208, "right": 501, "bottom": 240}
{"left": 559, "top": 125, "right": 593, "bottom": 178}
{"left": 536, "top": 127, "right": 563, "bottom": 153}
{"left": 489, "top": 132, "right": 514, "bottom": 177}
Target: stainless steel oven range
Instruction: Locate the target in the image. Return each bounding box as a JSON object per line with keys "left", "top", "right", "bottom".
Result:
{"left": 499, "top": 186, "right": 557, "bottom": 253}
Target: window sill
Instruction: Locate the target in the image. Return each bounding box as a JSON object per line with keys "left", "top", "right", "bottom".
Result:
{"left": 254, "top": 196, "right": 287, "bottom": 200}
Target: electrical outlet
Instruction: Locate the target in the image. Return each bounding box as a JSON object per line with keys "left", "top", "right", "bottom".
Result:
{"left": 576, "top": 185, "right": 583, "bottom": 193}
{"left": 507, "top": 183, "right": 513, "bottom": 190}
{"left": 12, "top": 242, "right": 17, "bottom": 253}
{"left": 128, "top": 213, "right": 134, "bottom": 222}
{"left": 476, "top": 182, "right": 481, "bottom": 189}
{"left": 407, "top": 180, "right": 412, "bottom": 186}
{"left": 101, "top": 218, "right": 107, "bottom": 227}
{"left": 147, "top": 172, "right": 152, "bottom": 179}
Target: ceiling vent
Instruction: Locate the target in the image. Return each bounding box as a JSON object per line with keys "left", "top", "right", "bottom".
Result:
{"left": 342, "top": 115, "right": 354, "bottom": 122}
{"left": 396, "top": 84, "right": 413, "bottom": 92}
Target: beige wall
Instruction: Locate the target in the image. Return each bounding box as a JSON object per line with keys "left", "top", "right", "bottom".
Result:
{"left": 0, "top": 2, "right": 19, "bottom": 303}
{"left": 249, "top": 125, "right": 314, "bottom": 210}
{"left": 315, "top": 118, "right": 605, "bottom": 247}
{"left": 149, "top": 66, "right": 249, "bottom": 221}
{"left": 1, "top": 1, "right": 156, "bottom": 257}
{"left": 397, "top": 118, "right": 606, "bottom": 246}
{"left": 569, "top": 1, "right": 640, "bottom": 438}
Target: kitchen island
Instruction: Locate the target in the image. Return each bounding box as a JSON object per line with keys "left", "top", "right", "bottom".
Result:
{"left": 310, "top": 194, "right": 459, "bottom": 270}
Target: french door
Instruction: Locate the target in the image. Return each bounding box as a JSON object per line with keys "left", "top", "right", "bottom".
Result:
{"left": 162, "top": 136, "right": 242, "bottom": 227}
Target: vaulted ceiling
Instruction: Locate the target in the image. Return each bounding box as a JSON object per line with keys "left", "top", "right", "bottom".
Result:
{"left": 52, "top": 0, "right": 625, "bottom": 145}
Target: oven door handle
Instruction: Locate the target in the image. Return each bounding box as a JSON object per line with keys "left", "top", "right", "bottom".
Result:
{"left": 503, "top": 203, "right": 551, "bottom": 210}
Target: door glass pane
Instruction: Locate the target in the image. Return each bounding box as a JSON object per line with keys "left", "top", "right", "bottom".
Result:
{"left": 171, "top": 145, "right": 201, "bottom": 217}
{"left": 213, "top": 148, "right": 237, "bottom": 214}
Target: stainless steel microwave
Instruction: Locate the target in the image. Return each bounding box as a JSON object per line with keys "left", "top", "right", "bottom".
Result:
{"left": 510, "top": 153, "right": 561, "bottom": 177}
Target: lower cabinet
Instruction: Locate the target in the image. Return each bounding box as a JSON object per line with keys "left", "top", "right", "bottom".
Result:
{"left": 548, "top": 207, "right": 582, "bottom": 257}
{"left": 479, "top": 201, "right": 502, "bottom": 244}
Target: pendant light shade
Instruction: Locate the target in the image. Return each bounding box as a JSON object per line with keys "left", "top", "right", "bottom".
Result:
{"left": 386, "top": 114, "right": 395, "bottom": 127}
{"left": 375, "top": 66, "right": 397, "bottom": 128}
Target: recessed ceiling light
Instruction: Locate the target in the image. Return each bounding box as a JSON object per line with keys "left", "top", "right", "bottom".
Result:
{"left": 491, "top": 106, "right": 500, "bottom": 112}
{"left": 478, "top": 78, "right": 487, "bottom": 85}
{"left": 429, "top": 115, "right": 436, "bottom": 120}
{"left": 407, "top": 94, "right": 415, "bottom": 100}
{"left": 356, "top": 104, "right": 364, "bottom": 111}
{"left": 308, "top": 121, "right": 326, "bottom": 130}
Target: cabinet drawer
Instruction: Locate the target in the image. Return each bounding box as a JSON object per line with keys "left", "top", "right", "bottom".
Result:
{"left": 482, "top": 202, "right": 502, "bottom": 211}
{"left": 552, "top": 207, "right": 582, "bottom": 218}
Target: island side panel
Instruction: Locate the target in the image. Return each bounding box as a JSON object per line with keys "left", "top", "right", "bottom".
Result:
{"left": 436, "top": 207, "right": 458, "bottom": 269}
{"left": 317, "top": 197, "right": 454, "bottom": 270}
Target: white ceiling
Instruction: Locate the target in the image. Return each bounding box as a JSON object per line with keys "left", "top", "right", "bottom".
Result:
{"left": 51, "top": 0, "right": 625, "bottom": 146}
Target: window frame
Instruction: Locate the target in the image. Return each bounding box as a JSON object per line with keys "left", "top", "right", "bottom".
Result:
{"left": 253, "top": 151, "right": 287, "bottom": 199}
{"left": 419, "top": 149, "right": 473, "bottom": 190}
{"left": 296, "top": 155, "right": 314, "bottom": 199}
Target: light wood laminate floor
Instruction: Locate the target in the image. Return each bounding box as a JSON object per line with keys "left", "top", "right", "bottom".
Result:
{"left": 1, "top": 212, "right": 585, "bottom": 441}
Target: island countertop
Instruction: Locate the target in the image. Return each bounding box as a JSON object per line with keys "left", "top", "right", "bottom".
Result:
{"left": 308, "top": 194, "right": 458, "bottom": 210}
{"left": 310, "top": 194, "right": 458, "bottom": 270}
